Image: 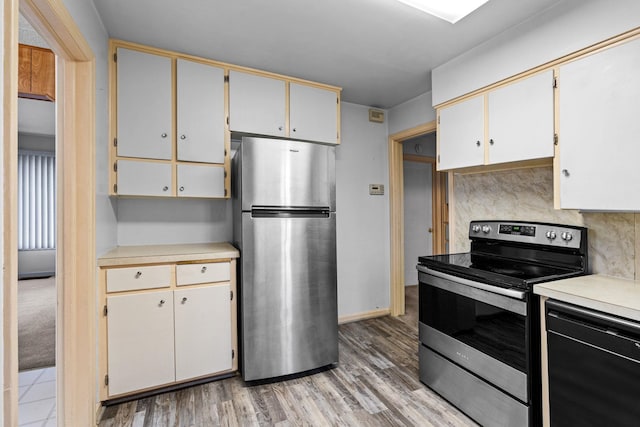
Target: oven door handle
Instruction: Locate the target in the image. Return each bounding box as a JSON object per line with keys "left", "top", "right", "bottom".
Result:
{"left": 417, "top": 265, "right": 527, "bottom": 300}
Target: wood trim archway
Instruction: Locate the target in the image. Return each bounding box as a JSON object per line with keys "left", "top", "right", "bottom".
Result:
{"left": 388, "top": 121, "right": 447, "bottom": 316}
{"left": 3, "top": 0, "right": 96, "bottom": 425}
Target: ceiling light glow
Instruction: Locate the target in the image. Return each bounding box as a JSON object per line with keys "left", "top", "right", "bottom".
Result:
{"left": 395, "top": 0, "right": 490, "bottom": 23}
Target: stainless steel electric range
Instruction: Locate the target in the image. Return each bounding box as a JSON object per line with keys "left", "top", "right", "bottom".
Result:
{"left": 417, "top": 220, "right": 588, "bottom": 427}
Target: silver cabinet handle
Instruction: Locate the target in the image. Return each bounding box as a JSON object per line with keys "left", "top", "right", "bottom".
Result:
{"left": 179, "top": 186, "right": 185, "bottom": 192}
{"left": 180, "top": 134, "right": 186, "bottom": 140}
{"left": 162, "top": 186, "right": 169, "bottom": 191}
{"left": 562, "top": 169, "right": 570, "bottom": 177}
{"left": 278, "top": 126, "right": 283, "bottom": 131}
{"left": 489, "top": 139, "right": 495, "bottom": 145}
{"left": 181, "top": 297, "right": 187, "bottom": 304}
{"left": 161, "top": 133, "right": 168, "bottom": 138}
{"left": 159, "top": 299, "right": 166, "bottom": 306}
{"left": 292, "top": 128, "right": 297, "bottom": 132}
{"left": 476, "top": 140, "right": 481, "bottom": 147}
{"left": 201, "top": 266, "right": 207, "bottom": 273}
{"left": 135, "top": 271, "right": 142, "bottom": 278}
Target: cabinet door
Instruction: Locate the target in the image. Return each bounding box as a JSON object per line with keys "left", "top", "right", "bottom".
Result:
{"left": 174, "top": 284, "right": 232, "bottom": 381}
{"left": 107, "top": 291, "right": 175, "bottom": 396}
{"left": 488, "top": 70, "right": 554, "bottom": 165}
{"left": 228, "top": 70, "right": 286, "bottom": 137}
{"left": 177, "top": 59, "right": 225, "bottom": 164}
{"left": 117, "top": 160, "right": 172, "bottom": 197}
{"left": 438, "top": 96, "right": 485, "bottom": 170}
{"left": 289, "top": 83, "right": 338, "bottom": 144}
{"left": 559, "top": 37, "right": 640, "bottom": 210}
{"left": 117, "top": 48, "right": 172, "bottom": 160}
{"left": 177, "top": 164, "right": 225, "bottom": 198}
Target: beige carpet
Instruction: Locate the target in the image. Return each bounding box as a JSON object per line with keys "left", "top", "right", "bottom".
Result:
{"left": 18, "top": 277, "right": 56, "bottom": 371}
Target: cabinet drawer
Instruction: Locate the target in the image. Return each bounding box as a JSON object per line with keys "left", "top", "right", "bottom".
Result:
{"left": 176, "top": 262, "right": 230, "bottom": 286}
{"left": 106, "top": 265, "right": 172, "bottom": 292}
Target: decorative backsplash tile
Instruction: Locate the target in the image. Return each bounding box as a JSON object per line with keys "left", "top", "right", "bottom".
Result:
{"left": 452, "top": 166, "right": 636, "bottom": 280}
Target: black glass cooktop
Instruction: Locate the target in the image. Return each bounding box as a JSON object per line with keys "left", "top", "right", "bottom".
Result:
{"left": 418, "top": 252, "right": 582, "bottom": 290}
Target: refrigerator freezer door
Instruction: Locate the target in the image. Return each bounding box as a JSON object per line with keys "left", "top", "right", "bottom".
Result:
{"left": 240, "top": 137, "right": 335, "bottom": 211}
{"left": 240, "top": 212, "right": 338, "bottom": 381}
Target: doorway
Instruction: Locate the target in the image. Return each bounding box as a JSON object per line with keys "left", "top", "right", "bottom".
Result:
{"left": 3, "top": 1, "right": 96, "bottom": 426}
{"left": 388, "top": 122, "right": 447, "bottom": 316}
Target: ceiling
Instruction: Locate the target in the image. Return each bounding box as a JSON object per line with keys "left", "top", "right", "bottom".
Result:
{"left": 93, "top": 0, "right": 564, "bottom": 109}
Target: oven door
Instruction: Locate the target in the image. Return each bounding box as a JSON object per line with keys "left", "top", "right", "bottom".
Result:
{"left": 418, "top": 266, "right": 530, "bottom": 403}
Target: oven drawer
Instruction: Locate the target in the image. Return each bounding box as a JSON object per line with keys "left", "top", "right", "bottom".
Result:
{"left": 419, "top": 322, "right": 528, "bottom": 402}
{"left": 420, "top": 345, "right": 529, "bottom": 427}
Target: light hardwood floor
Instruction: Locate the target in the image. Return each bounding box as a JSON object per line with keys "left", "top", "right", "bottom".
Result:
{"left": 99, "top": 285, "right": 477, "bottom": 426}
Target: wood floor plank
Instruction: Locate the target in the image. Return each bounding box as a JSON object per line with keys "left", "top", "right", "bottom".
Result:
{"left": 99, "top": 290, "right": 478, "bottom": 426}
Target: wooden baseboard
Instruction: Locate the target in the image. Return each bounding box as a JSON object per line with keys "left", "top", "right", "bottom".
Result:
{"left": 339, "top": 308, "right": 390, "bottom": 324}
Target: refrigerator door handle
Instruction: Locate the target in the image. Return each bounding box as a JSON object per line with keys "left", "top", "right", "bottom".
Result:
{"left": 251, "top": 208, "right": 331, "bottom": 218}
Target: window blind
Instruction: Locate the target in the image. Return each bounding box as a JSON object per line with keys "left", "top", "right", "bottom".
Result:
{"left": 18, "top": 150, "right": 56, "bottom": 250}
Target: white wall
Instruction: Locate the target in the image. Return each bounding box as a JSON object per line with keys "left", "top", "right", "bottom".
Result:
{"left": 336, "top": 102, "right": 390, "bottom": 317}
{"left": 61, "top": 0, "right": 116, "bottom": 257}
{"left": 388, "top": 91, "right": 436, "bottom": 135}
{"left": 117, "top": 199, "right": 232, "bottom": 245}
{"left": 432, "top": 0, "right": 640, "bottom": 105}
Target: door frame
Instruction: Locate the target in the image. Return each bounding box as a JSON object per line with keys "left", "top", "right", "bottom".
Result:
{"left": 388, "top": 121, "right": 446, "bottom": 316}
{"left": 3, "top": 1, "right": 96, "bottom": 425}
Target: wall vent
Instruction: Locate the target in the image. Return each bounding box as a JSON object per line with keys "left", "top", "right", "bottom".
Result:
{"left": 368, "top": 109, "right": 385, "bottom": 123}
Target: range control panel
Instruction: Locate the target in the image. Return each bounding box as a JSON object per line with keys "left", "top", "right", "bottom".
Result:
{"left": 469, "top": 220, "right": 585, "bottom": 249}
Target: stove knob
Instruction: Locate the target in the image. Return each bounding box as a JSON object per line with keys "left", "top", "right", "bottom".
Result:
{"left": 561, "top": 232, "right": 573, "bottom": 241}
{"left": 545, "top": 230, "right": 557, "bottom": 240}
{"left": 481, "top": 225, "right": 491, "bottom": 234}
{"left": 471, "top": 225, "right": 481, "bottom": 233}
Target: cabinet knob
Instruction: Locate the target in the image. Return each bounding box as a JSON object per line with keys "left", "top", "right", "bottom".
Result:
{"left": 489, "top": 139, "right": 495, "bottom": 145}
{"left": 562, "top": 169, "right": 570, "bottom": 177}
{"left": 161, "top": 133, "right": 168, "bottom": 138}
{"left": 180, "top": 134, "right": 187, "bottom": 140}
{"left": 181, "top": 297, "right": 187, "bottom": 304}
{"left": 278, "top": 126, "right": 283, "bottom": 131}
{"left": 159, "top": 299, "right": 166, "bottom": 306}
{"left": 135, "top": 271, "right": 142, "bottom": 278}
{"left": 179, "top": 186, "right": 185, "bottom": 192}
{"left": 476, "top": 140, "right": 481, "bottom": 147}
{"left": 292, "top": 128, "right": 297, "bottom": 132}
{"left": 162, "top": 186, "right": 169, "bottom": 192}
{"left": 201, "top": 266, "right": 207, "bottom": 273}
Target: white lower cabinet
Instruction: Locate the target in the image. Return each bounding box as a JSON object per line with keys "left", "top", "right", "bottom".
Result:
{"left": 177, "top": 164, "right": 225, "bottom": 198}
{"left": 107, "top": 291, "right": 175, "bottom": 396}
{"left": 116, "top": 160, "right": 172, "bottom": 197}
{"left": 174, "top": 285, "right": 231, "bottom": 381}
{"left": 100, "top": 250, "right": 237, "bottom": 400}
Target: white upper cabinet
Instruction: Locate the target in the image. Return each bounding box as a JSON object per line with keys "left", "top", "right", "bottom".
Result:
{"left": 228, "top": 70, "right": 286, "bottom": 137}
{"left": 176, "top": 59, "right": 226, "bottom": 164}
{"left": 289, "top": 83, "right": 338, "bottom": 144}
{"left": 116, "top": 160, "right": 172, "bottom": 197}
{"left": 116, "top": 48, "right": 172, "bottom": 160}
{"left": 558, "top": 36, "right": 640, "bottom": 210}
{"left": 437, "top": 71, "right": 554, "bottom": 171}
{"left": 176, "top": 164, "right": 225, "bottom": 198}
{"left": 488, "top": 70, "right": 554, "bottom": 164}
{"left": 438, "top": 95, "right": 485, "bottom": 170}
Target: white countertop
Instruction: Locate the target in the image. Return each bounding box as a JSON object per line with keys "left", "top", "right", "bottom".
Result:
{"left": 98, "top": 242, "right": 239, "bottom": 267}
{"left": 534, "top": 274, "right": 640, "bottom": 322}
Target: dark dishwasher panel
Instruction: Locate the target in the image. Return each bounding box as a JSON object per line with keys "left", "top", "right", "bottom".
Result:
{"left": 546, "top": 300, "right": 640, "bottom": 427}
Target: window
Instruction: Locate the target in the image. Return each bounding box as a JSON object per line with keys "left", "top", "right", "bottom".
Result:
{"left": 18, "top": 150, "right": 56, "bottom": 250}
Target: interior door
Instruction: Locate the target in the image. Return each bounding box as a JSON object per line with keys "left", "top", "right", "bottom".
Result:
{"left": 240, "top": 212, "right": 338, "bottom": 381}
{"left": 403, "top": 160, "right": 433, "bottom": 286}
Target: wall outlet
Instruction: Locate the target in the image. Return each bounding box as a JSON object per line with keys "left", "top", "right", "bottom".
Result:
{"left": 369, "top": 184, "right": 384, "bottom": 195}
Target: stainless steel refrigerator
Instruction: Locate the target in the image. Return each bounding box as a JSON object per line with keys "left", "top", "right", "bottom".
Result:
{"left": 232, "top": 136, "right": 338, "bottom": 381}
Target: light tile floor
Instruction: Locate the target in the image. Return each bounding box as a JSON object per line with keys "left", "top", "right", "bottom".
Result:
{"left": 18, "top": 367, "right": 56, "bottom": 427}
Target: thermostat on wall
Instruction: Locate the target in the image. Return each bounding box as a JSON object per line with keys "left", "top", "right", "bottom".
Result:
{"left": 369, "top": 184, "right": 384, "bottom": 195}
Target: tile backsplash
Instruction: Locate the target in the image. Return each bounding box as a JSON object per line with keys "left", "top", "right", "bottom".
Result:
{"left": 452, "top": 166, "right": 637, "bottom": 280}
